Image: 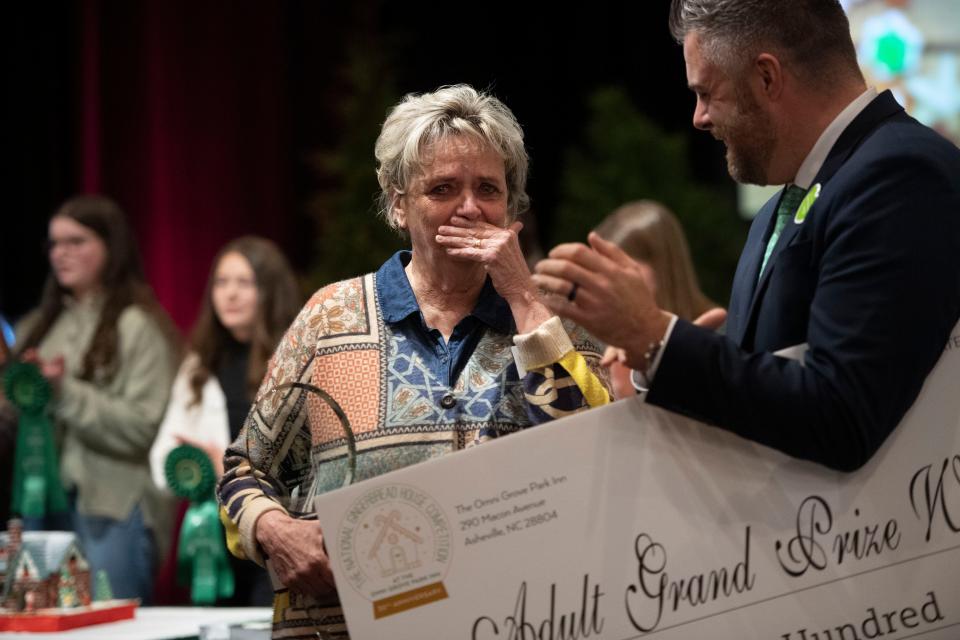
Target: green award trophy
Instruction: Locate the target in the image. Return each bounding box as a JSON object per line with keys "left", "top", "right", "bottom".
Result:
{"left": 4, "top": 361, "right": 68, "bottom": 518}
{"left": 164, "top": 444, "right": 235, "bottom": 605}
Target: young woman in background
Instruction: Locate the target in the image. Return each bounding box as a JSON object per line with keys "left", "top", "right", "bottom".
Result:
{"left": 594, "top": 201, "right": 725, "bottom": 399}
{"left": 17, "top": 195, "right": 179, "bottom": 602}
{"left": 150, "top": 235, "right": 301, "bottom": 605}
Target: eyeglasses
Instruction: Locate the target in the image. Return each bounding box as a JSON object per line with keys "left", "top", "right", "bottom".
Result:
{"left": 45, "top": 236, "right": 91, "bottom": 252}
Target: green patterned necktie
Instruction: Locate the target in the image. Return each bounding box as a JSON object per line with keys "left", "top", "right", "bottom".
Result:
{"left": 758, "top": 184, "right": 806, "bottom": 281}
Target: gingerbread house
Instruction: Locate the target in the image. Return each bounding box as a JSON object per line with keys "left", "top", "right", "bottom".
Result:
{"left": 0, "top": 519, "right": 91, "bottom": 612}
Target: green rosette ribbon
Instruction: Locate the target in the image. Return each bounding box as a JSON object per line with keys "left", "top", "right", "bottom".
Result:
{"left": 165, "top": 444, "right": 235, "bottom": 604}
{"left": 4, "top": 361, "right": 67, "bottom": 518}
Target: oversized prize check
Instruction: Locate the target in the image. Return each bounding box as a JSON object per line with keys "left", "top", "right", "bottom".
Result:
{"left": 313, "top": 324, "right": 960, "bottom": 640}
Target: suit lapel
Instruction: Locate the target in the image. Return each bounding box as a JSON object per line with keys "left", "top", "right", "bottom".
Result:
{"left": 735, "top": 91, "right": 904, "bottom": 346}
{"left": 747, "top": 193, "right": 804, "bottom": 327}
{"left": 727, "top": 195, "right": 779, "bottom": 345}
{"left": 743, "top": 189, "right": 800, "bottom": 336}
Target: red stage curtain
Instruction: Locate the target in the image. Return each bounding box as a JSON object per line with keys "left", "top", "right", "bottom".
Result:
{"left": 78, "top": 0, "right": 292, "bottom": 332}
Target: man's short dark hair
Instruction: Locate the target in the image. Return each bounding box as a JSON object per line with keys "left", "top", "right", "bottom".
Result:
{"left": 669, "top": 0, "right": 863, "bottom": 87}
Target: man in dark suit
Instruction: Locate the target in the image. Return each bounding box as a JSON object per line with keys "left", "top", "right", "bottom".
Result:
{"left": 533, "top": 0, "right": 960, "bottom": 471}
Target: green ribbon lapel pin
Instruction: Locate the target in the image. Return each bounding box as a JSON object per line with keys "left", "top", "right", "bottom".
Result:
{"left": 794, "top": 183, "right": 822, "bottom": 224}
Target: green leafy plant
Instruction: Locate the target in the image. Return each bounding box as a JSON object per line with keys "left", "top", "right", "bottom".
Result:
{"left": 305, "top": 40, "right": 404, "bottom": 290}
{"left": 553, "top": 87, "right": 746, "bottom": 303}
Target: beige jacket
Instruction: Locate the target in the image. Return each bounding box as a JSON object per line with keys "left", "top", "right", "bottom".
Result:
{"left": 18, "top": 297, "right": 176, "bottom": 546}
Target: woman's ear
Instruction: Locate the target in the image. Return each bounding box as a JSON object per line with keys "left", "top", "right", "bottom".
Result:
{"left": 393, "top": 195, "right": 407, "bottom": 230}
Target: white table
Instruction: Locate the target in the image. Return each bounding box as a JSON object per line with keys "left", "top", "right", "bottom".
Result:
{"left": 0, "top": 607, "right": 272, "bottom": 640}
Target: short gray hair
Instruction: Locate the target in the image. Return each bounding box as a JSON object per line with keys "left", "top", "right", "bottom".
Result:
{"left": 374, "top": 84, "right": 530, "bottom": 230}
{"left": 669, "top": 0, "right": 862, "bottom": 86}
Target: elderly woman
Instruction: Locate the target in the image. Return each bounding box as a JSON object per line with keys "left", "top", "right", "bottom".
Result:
{"left": 217, "top": 85, "right": 610, "bottom": 638}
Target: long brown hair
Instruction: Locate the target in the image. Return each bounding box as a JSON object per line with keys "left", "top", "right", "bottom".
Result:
{"left": 188, "top": 236, "right": 301, "bottom": 405}
{"left": 595, "top": 201, "right": 716, "bottom": 321}
{"left": 18, "top": 195, "right": 180, "bottom": 381}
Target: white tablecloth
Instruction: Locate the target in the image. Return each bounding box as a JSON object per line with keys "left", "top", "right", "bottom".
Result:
{"left": 0, "top": 607, "right": 271, "bottom": 640}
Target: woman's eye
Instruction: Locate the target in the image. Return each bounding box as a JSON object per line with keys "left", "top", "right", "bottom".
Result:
{"left": 479, "top": 183, "right": 501, "bottom": 195}
{"left": 430, "top": 184, "right": 451, "bottom": 195}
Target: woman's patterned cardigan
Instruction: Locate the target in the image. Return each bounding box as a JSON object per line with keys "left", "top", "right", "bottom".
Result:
{"left": 217, "top": 272, "right": 610, "bottom": 638}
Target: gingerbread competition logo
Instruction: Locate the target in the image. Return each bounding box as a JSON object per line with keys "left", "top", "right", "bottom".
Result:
{"left": 338, "top": 483, "right": 452, "bottom": 619}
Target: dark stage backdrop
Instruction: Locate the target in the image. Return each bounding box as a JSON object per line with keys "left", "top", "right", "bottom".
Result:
{"left": 3, "top": 1, "right": 733, "bottom": 335}
{"left": 77, "top": 0, "right": 292, "bottom": 331}
{"left": 5, "top": 1, "right": 296, "bottom": 332}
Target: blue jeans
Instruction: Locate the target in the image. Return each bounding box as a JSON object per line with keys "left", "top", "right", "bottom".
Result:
{"left": 74, "top": 503, "right": 156, "bottom": 604}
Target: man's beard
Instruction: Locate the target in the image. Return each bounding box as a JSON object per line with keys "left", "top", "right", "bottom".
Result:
{"left": 715, "top": 88, "right": 776, "bottom": 185}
